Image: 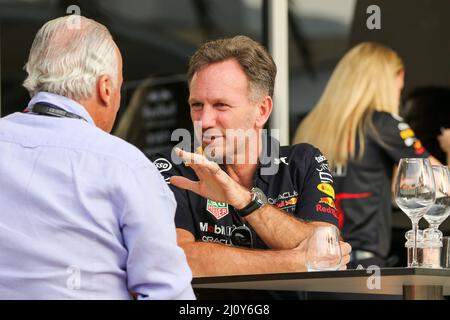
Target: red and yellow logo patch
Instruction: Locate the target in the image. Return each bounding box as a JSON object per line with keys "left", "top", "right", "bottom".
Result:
{"left": 319, "top": 197, "right": 336, "bottom": 209}
{"left": 413, "top": 140, "right": 425, "bottom": 155}
{"left": 275, "top": 197, "right": 298, "bottom": 210}
{"left": 317, "top": 183, "right": 335, "bottom": 199}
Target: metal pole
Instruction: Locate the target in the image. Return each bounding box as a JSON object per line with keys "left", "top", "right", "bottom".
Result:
{"left": 266, "top": 0, "right": 289, "bottom": 145}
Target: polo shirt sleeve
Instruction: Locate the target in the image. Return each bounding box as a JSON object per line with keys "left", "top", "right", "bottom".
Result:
{"left": 150, "top": 152, "right": 196, "bottom": 236}
{"left": 371, "top": 112, "right": 430, "bottom": 161}
{"left": 293, "top": 145, "right": 339, "bottom": 227}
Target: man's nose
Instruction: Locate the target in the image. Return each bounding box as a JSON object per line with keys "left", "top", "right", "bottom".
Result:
{"left": 199, "top": 105, "right": 217, "bottom": 128}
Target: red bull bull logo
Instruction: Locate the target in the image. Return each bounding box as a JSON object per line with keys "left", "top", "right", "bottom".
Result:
{"left": 285, "top": 197, "right": 298, "bottom": 206}
{"left": 275, "top": 197, "right": 298, "bottom": 210}
{"left": 319, "top": 197, "right": 336, "bottom": 209}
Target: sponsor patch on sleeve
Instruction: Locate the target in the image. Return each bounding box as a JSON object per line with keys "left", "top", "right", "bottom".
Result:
{"left": 153, "top": 158, "right": 173, "bottom": 173}
{"left": 400, "top": 128, "right": 415, "bottom": 140}
{"left": 316, "top": 194, "right": 338, "bottom": 219}
{"left": 315, "top": 155, "right": 327, "bottom": 163}
{"left": 319, "top": 197, "right": 336, "bottom": 209}
{"left": 397, "top": 123, "right": 426, "bottom": 155}
{"left": 315, "top": 203, "right": 338, "bottom": 219}
{"left": 317, "top": 183, "right": 335, "bottom": 199}
{"left": 413, "top": 139, "right": 426, "bottom": 155}
{"left": 153, "top": 158, "right": 173, "bottom": 183}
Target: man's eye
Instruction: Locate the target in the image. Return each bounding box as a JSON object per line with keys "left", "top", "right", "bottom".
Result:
{"left": 215, "top": 103, "right": 228, "bottom": 108}
{"left": 190, "top": 103, "right": 202, "bottom": 109}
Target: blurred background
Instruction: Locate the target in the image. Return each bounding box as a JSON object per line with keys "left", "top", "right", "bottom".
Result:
{"left": 0, "top": 0, "right": 357, "bottom": 131}
{"left": 1, "top": 0, "right": 450, "bottom": 265}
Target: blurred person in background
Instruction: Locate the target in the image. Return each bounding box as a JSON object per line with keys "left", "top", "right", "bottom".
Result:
{"left": 402, "top": 86, "right": 450, "bottom": 165}
{"left": 438, "top": 129, "right": 450, "bottom": 164}
{"left": 294, "top": 42, "right": 446, "bottom": 268}
{"left": 0, "top": 16, "right": 194, "bottom": 300}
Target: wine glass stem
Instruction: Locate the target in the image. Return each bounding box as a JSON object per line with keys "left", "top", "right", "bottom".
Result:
{"left": 431, "top": 224, "right": 439, "bottom": 231}
{"left": 412, "top": 221, "right": 419, "bottom": 267}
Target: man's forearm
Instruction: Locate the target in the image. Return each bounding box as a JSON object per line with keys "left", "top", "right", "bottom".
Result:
{"left": 244, "top": 205, "right": 331, "bottom": 250}
{"left": 181, "top": 241, "right": 305, "bottom": 277}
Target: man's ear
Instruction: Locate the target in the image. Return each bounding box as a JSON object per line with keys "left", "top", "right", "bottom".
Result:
{"left": 255, "top": 95, "right": 273, "bottom": 128}
{"left": 97, "top": 75, "right": 113, "bottom": 107}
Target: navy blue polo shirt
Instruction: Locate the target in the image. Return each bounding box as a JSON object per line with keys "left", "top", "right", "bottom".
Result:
{"left": 151, "top": 136, "right": 338, "bottom": 249}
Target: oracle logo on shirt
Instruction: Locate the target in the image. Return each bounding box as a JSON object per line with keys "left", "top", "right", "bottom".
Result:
{"left": 268, "top": 191, "right": 298, "bottom": 211}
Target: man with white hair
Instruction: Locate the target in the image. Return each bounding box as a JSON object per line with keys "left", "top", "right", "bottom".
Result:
{"left": 0, "top": 16, "right": 195, "bottom": 300}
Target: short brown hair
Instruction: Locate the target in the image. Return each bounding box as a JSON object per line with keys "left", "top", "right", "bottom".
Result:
{"left": 187, "top": 35, "right": 277, "bottom": 99}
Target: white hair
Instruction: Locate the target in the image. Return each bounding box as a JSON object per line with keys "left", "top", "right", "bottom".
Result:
{"left": 23, "top": 16, "right": 118, "bottom": 101}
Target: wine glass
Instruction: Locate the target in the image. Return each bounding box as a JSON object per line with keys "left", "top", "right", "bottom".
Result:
{"left": 423, "top": 165, "right": 450, "bottom": 234}
{"left": 306, "top": 226, "right": 342, "bottom": 271}
{"left": 394, "top": 158, "right": 436, "bottom": 267}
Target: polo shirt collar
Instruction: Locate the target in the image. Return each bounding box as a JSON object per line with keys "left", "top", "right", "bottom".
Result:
{"left": 256, "top": 133, "right": 280, "bottom": 184}
{"left": 26, "top": 92, "right": 96, "bottom": 125}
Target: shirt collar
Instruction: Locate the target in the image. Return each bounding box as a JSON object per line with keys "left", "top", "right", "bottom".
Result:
{"left": 188, "top": 132, "right": 281, "bottom": 185}
{"left": 27, "top": 92, "right": 96, "bottom": 126}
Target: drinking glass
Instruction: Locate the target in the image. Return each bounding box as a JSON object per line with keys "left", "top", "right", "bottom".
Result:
{"left": 395, "top": 158, "right": 436, "bottom": 267}
{"left": 306, "top": 226, "right": 342, "bottom": 271}
{"left": 424, "top": 165, "right": 450, "bottom": 233}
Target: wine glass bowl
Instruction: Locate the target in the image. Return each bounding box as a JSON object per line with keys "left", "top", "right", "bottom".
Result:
{"left": 423, "top": 165, "right": 450, "bottom": 230}
{"left": 394, "top": 158, "right": 436, "bottom": 267}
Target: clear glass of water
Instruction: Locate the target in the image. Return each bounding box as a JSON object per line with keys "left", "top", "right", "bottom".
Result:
{"left": 395, "top": 158, "right": 436, "bottom": 267}
{"left": 424, "top": 165, "right": 450, "bottom": 232}
{"left": 306, "top": 226, "right": 342, "bottom": 272}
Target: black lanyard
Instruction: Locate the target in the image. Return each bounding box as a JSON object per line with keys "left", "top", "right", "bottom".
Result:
{"left": 27, "top": 102, "right": 87, "bottom": 122}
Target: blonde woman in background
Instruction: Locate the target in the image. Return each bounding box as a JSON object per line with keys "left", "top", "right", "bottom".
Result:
{"left": 294, "top": 42, "right": 442, "bottom": 268}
